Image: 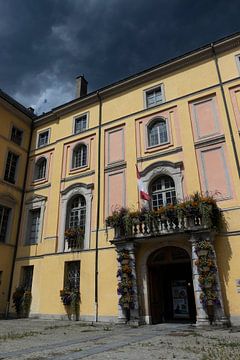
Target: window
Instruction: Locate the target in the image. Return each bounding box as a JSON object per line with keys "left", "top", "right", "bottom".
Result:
{"left": 235, "top": 54, "right": 240, "bottom": 74}
{"left": 72, "top": 144, "right": 87, "bottom": 169}
{"left": 64, "top": 261, "right": 80, "bottom": 291}
{"left": 37, "top": 130, "right": 49, "bottom": 148}
{"left": 4, "top": 151, "right": 19, "bottom": 184}
{"left": 148, "top": 119, "right": 168, "bottom": 147}
{"left": 11, "top": 126, "right": 23, "bottom": 145}
{"left": 34, "top": 158, "right": 47, "bottom": 180}
{"left": 0, "top": 205, "right": 11, "bottom": 243}
{"left": 28, "top": 208, "right": 41, "bottom": 244}
{"left": 20, "top": 266, "right": 34, "bottom": 291}
{"left": 151, "top": 175, "right": 176, "bottom": 210}
{"left": 145, "top": 85, "right": 164, "bottom": 108}
{"left": 74, "top": 114, "right": 88, "bottom": 134}
{"left": 68, "top": 195, "right": 86, "bottom": 231}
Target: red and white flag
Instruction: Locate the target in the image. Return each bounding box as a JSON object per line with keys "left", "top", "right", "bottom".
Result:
{"left": 136, "top": 165, "right": 150, "bottom": 201}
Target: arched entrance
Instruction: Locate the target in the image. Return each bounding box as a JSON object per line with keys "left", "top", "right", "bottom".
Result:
{"left": 148, "top": 246, "right": 196, "bottom": 324}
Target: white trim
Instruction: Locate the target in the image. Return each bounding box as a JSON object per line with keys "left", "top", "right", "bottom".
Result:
{"left": 143, "top": 83, "right": 165, "bottom": 109}
{"left": 58, "top": 184, "right": 93, "bottom": 252}
{"left": 235, "top": 54, "right": 240, "bottom": 75}
{"left": 72, "top": 112, "right": 89, "bottom": 135}
{"left": 36, "top": 128, "right": 51, "bottom": 148}
{"left": 24, "top": 195, "right": 47, "bottom": 245}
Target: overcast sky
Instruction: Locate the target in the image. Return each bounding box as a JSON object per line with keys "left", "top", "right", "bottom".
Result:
{"left": 0, "top": 0, "right": 239, "bottom": 115}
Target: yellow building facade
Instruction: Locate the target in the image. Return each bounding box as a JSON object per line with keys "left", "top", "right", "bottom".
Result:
{"left": 1, "top": 33, "right": 240, "bottom": 325}
{"left": 0, "top": 90, "right": 33, "bottom": 316}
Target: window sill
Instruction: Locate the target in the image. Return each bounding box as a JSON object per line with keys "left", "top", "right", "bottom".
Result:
{"left": 145, "top": 142, "right": 172, "bottom": 154}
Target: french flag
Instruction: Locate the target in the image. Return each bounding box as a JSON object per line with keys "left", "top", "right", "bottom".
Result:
{"left": 136, "top": 165, "right": 150, "bottom": 201}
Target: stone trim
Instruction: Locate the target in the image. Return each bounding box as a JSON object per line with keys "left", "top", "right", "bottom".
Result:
{"left": 58, "top": 184, "right": 93, "bottom": 252}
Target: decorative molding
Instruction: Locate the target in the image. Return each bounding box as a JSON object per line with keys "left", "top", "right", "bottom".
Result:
{"left": 194, "top": 134, "right": 225, "bottom": 149}
{"left": 61, "top": 170, "right": 95, "bottom": 183}
{"left": 61, "top": 182, "right": 94, "bottom": 195}
{"left": 26, "top": 183, "right": 51, "bottom": 193}
{"left": 137, "top": 146, "right": 182, "bottom": 163}
{"left": 104, "top": 161, "right": 127, "bottom": 173}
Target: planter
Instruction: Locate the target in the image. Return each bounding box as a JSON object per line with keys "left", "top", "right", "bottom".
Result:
{"left": 197, "top": 250, "right": 208, "bottom": 256}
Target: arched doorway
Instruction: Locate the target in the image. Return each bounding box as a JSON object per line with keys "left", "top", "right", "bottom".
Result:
{"left": 148, "top": 246, "right": 196, "bottom": 324}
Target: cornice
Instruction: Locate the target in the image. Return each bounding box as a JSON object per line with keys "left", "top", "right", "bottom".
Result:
{"left": 34, "top": 33, "right": 240, "bottom": 126}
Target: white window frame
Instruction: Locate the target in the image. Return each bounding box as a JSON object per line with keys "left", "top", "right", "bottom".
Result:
{"left": 24, "top": 196, "right": 46, "bottom": 245}
{"left": 71, "top": 143, "right": 88, "bottom": 170}
{"left": 34, "top": 157, "right": 47, "bottom": 181}
{"left": 37, "top": 129, "right": 50, "bottom": 148}
{"left": 58, "top": 184, "right": 93, "bottom": 252}
{"left": 144, "top": 83, "right": 165, "bottom": 109}
{"left": 73, "top": 112, "right": 89, "bottom": 135}
{"left": 147, "top": 117, "right": 169, "bottom": 148}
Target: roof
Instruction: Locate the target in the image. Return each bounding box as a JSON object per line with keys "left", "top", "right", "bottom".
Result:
{"left": 28, "top": 31, "right": 240, "bottom": 123}
{"left": 0, "top": 89, "right": 36, "bottom": 120}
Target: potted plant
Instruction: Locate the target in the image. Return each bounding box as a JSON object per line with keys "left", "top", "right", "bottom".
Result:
{"left": 64, "top": 227, "right": 84, "bottom": 249}
{"left": 60, "top": 288, "right": 80, "bottom": 320}
{"left": 12, "top": 287, "right": 32, "bottom": 318}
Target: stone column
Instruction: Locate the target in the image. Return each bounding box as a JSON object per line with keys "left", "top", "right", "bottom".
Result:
{"left": 190, "top": 233, "right": 209, "bottom": 326}
{"left": 190, "top": 232, "right": 228, "bottom": 326}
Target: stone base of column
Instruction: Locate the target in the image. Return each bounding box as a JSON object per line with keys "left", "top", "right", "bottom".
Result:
{"left": 195, "top": 316, "right": 210, "bottom": 326}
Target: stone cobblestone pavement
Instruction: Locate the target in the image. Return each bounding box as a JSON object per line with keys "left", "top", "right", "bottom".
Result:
{"left": 0, "top": 319, "right": 240, "bottom": 359}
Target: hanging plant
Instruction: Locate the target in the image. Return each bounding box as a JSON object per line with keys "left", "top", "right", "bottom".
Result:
{"left": 117, "top": 249, "right": 135, "bottom": 310}
{"left": 12, "top": 287, "right": 32, "bottom": 317}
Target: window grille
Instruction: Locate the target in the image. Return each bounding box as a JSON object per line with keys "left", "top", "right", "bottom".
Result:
{"left": 20, "top": 266, "right": 34, "bottom": 291}
{"left": 68, "top": 195, "right": 86, "bottom": 231}
{"left": 64, "top": 261, "right": 80, "bottom": 291}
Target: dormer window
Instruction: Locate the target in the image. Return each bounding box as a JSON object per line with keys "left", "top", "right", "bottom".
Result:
{"left": 148, "top": 118, "right": 168, "bottom": 147}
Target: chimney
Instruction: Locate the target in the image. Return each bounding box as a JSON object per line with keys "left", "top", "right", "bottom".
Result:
{"left": 76, "top": 75, "right": 88, "bottom": 98}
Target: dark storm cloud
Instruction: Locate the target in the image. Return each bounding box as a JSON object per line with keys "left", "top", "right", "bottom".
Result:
{"left": 0, "top": 0, "right": 239, "bottom": 114}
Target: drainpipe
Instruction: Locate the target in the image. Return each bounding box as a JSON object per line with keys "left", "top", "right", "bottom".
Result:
{"left": 5, "top": 116, "right": 34, "bottom": 318}
{"left": 95, "top": 91, "right": 102, "bottom": 322}
{"left": 211, "top": 43, "right": 240, "bottom": 178}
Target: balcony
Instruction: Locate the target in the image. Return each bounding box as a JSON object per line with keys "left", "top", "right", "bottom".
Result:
{"left": 106, "top": 193, "right": 222, "bottom": 242}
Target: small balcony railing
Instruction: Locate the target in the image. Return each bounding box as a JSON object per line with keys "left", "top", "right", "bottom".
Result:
{"left": 65, "top": 237, "right": 83, "bottom": 251}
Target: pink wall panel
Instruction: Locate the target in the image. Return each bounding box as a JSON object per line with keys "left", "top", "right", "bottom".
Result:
{"left": 106, "top": 128, "right": 124, "bottom": 165}
{"left": 107, "top": 171, "right": 125, "bottom": 215}
{"left": 230, "top": 87, "right": 240, "bottom": 129}
{"left": 198, "top": 146, "right": 231, "bottom": 199}
{"left": 191, "top": 97, "right": 221, "bottom": 140}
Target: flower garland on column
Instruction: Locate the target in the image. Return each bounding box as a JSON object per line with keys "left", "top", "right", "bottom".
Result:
{"left": 117, "top": 249, "right": 135, "bottom": 311}
{"left": 195, "top": 239, "right": 220, "bottom": 320}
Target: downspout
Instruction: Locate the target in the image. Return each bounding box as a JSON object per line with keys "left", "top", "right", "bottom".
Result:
{"left": 95, "top": 91, "right": 102, "bottom": 322}
{"left": 211, "top": 43, "right": 240, "bottom": 178}
{"left": 6, "top": 116, "right": 34, "bottom": 318}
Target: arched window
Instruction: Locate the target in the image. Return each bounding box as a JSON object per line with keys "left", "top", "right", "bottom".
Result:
{"left": 148, "top": 119, "right": 168, "bottom": 147}
{"left": 150, "top": 175, "right": 176, "bottom": 210}
{"left": 34, "top": 157, "right": 47, "bottom": 180}
{"left": 68, "top": 195, "right": 86, "bottom": 231}
{"left": 72, "top": 144, "right": 87, "bottom": 169}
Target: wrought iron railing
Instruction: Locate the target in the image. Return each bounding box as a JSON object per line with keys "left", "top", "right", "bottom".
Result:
{"left": 64, "top": 237, "right": 83, "bottom": 251}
